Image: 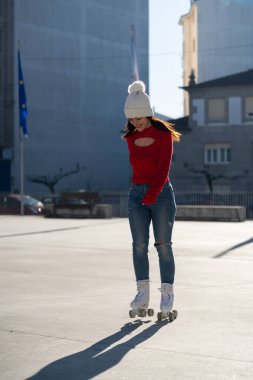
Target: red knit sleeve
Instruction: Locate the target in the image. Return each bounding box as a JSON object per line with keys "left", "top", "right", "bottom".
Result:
{"left": 142, "top": 131, "right": 173, "bottom": 205}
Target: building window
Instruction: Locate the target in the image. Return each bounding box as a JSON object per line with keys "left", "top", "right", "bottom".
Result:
{"left": 245, "top": 96, "right": 253, "bottom": 119}
{"left": 207, "top": 98, "right": 226, "bottom": 122}
{"left": 205, "top": 144, "right": 231, "bottom": 165}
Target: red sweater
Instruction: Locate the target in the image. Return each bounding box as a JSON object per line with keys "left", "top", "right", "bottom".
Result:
{"left": 126, "top": 126, "right": 173, "bottom": 205}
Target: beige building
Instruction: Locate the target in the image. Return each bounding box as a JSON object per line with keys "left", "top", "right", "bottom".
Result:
{"left": 179, "top": 3, "right": 198, "bottom": 115}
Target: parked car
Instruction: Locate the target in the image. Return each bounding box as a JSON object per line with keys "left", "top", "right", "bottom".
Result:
{"left": 0, "top": 194, "right": 44, "bottom": 215}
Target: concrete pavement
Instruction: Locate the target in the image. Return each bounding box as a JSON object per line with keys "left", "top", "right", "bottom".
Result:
{"left": 0, "top": 215, "right": 253, "bottom": 380}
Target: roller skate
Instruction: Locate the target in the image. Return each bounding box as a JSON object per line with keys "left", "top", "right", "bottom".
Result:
{"left": 129, "top": 280, "right": 154, "bottom": 318}
{"left": 157, "top": 283, "right": 178, "bottom": 322}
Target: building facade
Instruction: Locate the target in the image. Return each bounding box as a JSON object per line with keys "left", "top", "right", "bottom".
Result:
{"left": 171, "top": 69, "right": 253, "bottom": 193}
{"left": 0, "top": 0, "right": 149, "bottom": 195}
{"left": 180, "top": 0, "right": 253, "bottom": 114}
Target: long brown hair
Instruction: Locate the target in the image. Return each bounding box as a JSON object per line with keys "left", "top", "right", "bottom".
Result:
{"left": 122, "top": 116, "right": 181, "bottom": 142}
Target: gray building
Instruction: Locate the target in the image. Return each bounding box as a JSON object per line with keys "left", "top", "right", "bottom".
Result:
{"left": 171, "top": 69, "right": 253, "bottom": 192}
{"left": 180, "top": 0, "right": 253, "bottom": 115}
{"left": 0, "top": 0, "right": 149, "bottom": 195}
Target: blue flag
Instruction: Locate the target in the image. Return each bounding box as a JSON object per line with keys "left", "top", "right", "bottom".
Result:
{"left": 18, "top": 50, "right": 28, "bottom": 137}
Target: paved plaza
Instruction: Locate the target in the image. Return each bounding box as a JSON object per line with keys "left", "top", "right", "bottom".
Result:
{"left": 0, "top": 215, "right": 253, "bottom": 379}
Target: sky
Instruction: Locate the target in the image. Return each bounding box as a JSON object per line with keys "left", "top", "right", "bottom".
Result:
{"left": 149, "top": 0, "right": 191, "bottom": 119}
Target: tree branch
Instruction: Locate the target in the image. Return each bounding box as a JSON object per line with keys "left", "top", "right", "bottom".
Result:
{"left": 27, "top": 164, "right": 86, "bottom": 194}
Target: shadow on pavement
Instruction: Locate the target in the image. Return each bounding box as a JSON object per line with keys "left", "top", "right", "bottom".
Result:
{"left": 26, "top": 319, "right": 170, "bottom": 380}
{"left": 213, "top": 236, "right": 253, "bottom": 258}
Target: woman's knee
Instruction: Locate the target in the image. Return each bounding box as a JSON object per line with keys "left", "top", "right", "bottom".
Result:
{"left": 154, "top": 240, "right": 172, "bottom": 248}
{"left": 132, "top": 241, "right": 149, "bottom": 255}
{"left": 154, "top": 241, "right": 173, "bottom": 256}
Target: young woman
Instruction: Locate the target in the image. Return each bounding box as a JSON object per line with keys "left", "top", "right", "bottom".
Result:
{"left": 123, "top": 81, "right": 181, "bottom": 320}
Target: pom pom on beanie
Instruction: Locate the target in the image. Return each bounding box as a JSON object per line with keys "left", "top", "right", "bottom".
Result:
{"left": 124, "top": 80, "right": 153, "bottom": 119}
{"left": 128, "top": 80, "right": 146, "bottom": 94}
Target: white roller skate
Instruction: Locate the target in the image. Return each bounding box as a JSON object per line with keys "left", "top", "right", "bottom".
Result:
{"left": 129, "top": 280, "right": 154, "bottom": 318}
{"left": 157, "top": 283, "right": 178, "bottom": 322}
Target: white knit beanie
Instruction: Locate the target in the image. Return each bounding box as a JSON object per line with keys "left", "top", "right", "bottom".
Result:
{"left": 124, "top": 80, "right": 154, "bottom": 118}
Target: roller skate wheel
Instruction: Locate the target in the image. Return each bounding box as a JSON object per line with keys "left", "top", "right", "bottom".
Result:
{"left": 157, "top": 312, "right": 162, "bottom": 321}
{"left": 168, "top": 312, "right": 175, "bottom": 322}
{"left": 138, "top": 309, "right": 147, "bottom": 317}
{"left": 129, "top": 310, "right": 136, "bottom": 318}
{"left": 147, "top": 308, "right": 154, "bottom": 317}
{"left": 173, "top": 310, "right": 178, "bottom": 319}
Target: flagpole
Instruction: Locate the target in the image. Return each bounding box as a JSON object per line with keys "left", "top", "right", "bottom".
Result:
{"left": 130, "top": 24, "right": 140, "bottom": 81}
{"left": 20, "top": 124, "right": 24, "bottom": 215}
{"left": 18, "top": 41, "right": 24, "bottom": 216}
{"left": 18, "top": 43, "right": 27, "bottom": 216}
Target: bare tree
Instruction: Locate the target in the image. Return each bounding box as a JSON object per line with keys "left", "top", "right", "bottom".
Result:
{"left": 27, "top": 163, "right": 86, "bottom": 194}
{"left": 184, "top": 163, "right": 247, "bottom": 192}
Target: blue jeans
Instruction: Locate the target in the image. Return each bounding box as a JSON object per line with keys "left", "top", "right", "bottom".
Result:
{"left": 128, "top": 182, "right": 176, "bottom": 284}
